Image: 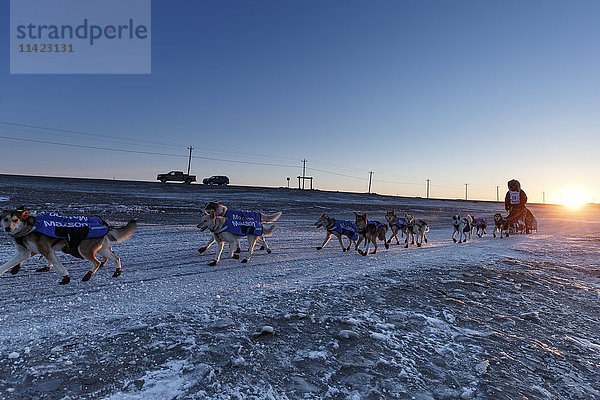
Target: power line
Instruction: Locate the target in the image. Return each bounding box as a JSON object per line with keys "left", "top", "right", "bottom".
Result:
{"left": 305, "top": 167, "right": 365, "bottom": 180}
{"left": 0, "top": 123, "right": 507, "bottom": 199}
{"left": 0, "top": 121, "right": 302, "bottom": 164}
{"left": 0, "top": 135, "right": 299, "bottom": 169}
{"left": 372, "top": 178, "right": 422, "bottom": 185}
{"left": 0, "top": 121, "right": 182, "bottom": 150}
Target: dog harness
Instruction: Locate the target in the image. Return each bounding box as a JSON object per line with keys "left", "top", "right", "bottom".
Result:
{"left": 371, "top": 220, "right": 385, "bottom": 229}
{"left": 462, "top": 219, "right": 472, "bottom": 233}
{"left": 395, "top": 217, "right": 407, "bottom": 229}
{"left": 331, "top": 220, "right": 358, "bottom": 241}
{"left": 360, "top": 220, "right": 385, "bottom": 234}
{"left": 29, "top": 212, "right": 109, "bottom": 257}
{"left": 32, "top": 213, "right": 109, "bottom": 239}
{"left": 220, "top": 210, "right": 263, "bottom": 236}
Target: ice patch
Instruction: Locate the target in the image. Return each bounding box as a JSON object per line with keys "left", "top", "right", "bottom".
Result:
{"left": 102, "top": 360, "right": 191, "bottom": 400}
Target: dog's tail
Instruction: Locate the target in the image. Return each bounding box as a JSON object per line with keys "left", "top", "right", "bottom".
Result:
{"left": 262, "top": 224, "right": 276, "bottom": 236}
{"left": 108, "top": 220, "right": 137, "bottom": 242}
{"left": 261, "top": 212, "right": 282, "bottom": 223}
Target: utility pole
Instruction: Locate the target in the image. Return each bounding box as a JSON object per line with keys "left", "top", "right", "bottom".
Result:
{"left": 465, "top": 183, "right": 469, "bottom": 200}
{"left": 187, "top": 146, "right": 194, "bottom": 175}
{"left": 543, "top": 191, "right": 545, "bottom": 204}
{"left": 368, "top": 171, "right": 374, "bottom": 194}
{"left": 426, "top": 179, "right": 430, "bottom": 199}
{"left": 496, "top": 186, "right": 499, "bottom": 202}
{"left": 301, "top": 159, "right": 307, "bottom": 190}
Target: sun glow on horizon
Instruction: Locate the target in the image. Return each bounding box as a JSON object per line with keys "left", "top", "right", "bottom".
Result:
{"left": 561, "top": 188, "right": 589, "bottom": 209}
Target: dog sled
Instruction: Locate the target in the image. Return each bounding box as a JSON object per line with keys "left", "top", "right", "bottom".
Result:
{"left": 509, "top": 208, "right": 538, "bottom": 234}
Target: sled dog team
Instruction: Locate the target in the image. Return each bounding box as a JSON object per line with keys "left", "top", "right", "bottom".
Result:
{"left": 0, "top": 201, "right": 528, "bottom": 285}
{"left": 315, "top": 210, "right": 429, "bottom": 255}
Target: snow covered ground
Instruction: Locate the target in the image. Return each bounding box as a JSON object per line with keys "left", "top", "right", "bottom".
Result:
{"left": 1, "top": 174, "right": 599, "bottom": 400}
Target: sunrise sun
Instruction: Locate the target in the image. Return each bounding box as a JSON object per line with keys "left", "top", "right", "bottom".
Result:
{"left": 562, "top": 189, "right": 588, "bottom": 209}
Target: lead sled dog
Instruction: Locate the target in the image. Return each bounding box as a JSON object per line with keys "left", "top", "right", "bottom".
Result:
{"left": 0, "top": 207, "right": 136, "bottom": 284}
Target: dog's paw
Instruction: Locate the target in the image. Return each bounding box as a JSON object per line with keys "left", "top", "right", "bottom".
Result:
{"left": 59, "top": 275, "right": 70, "bottom": 285}
{"left": 384, "top": 243, "right": 389, "bottom": 249}
{"left": 232, "top": 254, "right": 240, "bottom": 259}
{"left": 241, "top": 258, "right": 248, "bottom": 263}
{"left": 198, "top": 247, "right": 207, "bottom": 254}
{"left": 9, "top": 264, "right": 21, "bottom": 275}
{"left": 82, "top": 271, "right": 93, "bottom": 282}
{"left": 404, "top": 245, "right": 408, "bottom": 248}
{"left": 370, "top": 251, "right": 377, "bottom": 254}
{"left": 235, "top": 248, "right": 241, "bottom": 254}
{"left": 112, "top": 268, "right": 122, "bottom": 278}
{"left": 266, "top": 249, "right": 272, "bottom": 254}
{"left": 316, "top": 247, "right": 322, "bottom": 250}
{"left": 36, "top": 266, "right": 51, "bottom": 273}
{"left": 417, "top": 243, "right": 422, "bottom": 247}
{"left": 208, "top": 260, "right": 217, "bottom": 266}
{"left": 259, "top": 245, "right": 265, "bottom": 250}
{"left": 424, "top": 238, "right": 428, "bottom": 243}
{"left": 453, "top": 238, "right": 457, "bottom": 243}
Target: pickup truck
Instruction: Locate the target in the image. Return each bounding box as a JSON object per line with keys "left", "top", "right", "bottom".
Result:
{"left": 157, "top": 171, "right": 196, "bottom": 184}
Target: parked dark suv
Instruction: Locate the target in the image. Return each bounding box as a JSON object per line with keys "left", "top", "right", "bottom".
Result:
{"left": 202, "top": 175, "right": 230, "bottom": 185}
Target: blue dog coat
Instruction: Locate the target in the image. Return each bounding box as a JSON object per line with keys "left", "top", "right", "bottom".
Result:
{"left": 475, "top": 218, "right": 487, "bottom": 228}
{"left": 370, "top": 220, "right": 385, "bottom": 230}
{"left": 332, "top": 220, "right": 358, "bottom": 241}
{"left": 32, "top": 212, "right": 109, "bottom": 238}
{"left": 395, "top": 217, "right": 407, "bottom": 229}
{"left": 222, "top": 210, "right": 263, "bottom": 236}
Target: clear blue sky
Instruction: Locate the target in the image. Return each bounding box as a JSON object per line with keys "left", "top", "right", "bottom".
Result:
{"left": 1, "top": 0, "right": 599, "bottom": 203}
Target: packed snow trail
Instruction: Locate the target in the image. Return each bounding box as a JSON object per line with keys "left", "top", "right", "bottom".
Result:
{"left": 0, "top": 175, "right": 599, "bottom": 399}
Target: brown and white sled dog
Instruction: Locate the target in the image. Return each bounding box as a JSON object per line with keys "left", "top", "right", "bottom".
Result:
{"left": 385, "top": 210, "right": 407, "bottom": 245}
{"left": 353, "top": 212, "right": 388, "bottom": 256}
{"left": 404, "top": 213, "right": 429, "bottom": 248}
{"left": 204, "top": 202, "right": 282, "bottom": 222}
{"left": 493, "top": 213, "right": 509, "bottom": 238}
{"left": 200, "top": 202, "right": 282, "bottom": 254}
{"left": 315, "top": 213, "right": 356, "bottom": 252}
{"left": 196, "top": 211, "right": 275, "bottom": 265}
{"left": 0, "top": 208, "right": 136, "bottom": 285}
